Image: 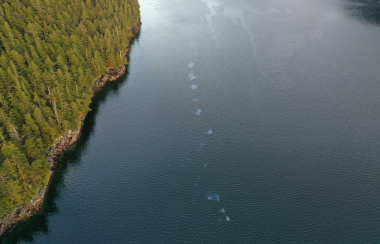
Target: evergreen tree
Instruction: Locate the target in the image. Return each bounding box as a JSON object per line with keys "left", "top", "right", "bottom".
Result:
{"left": 0, "top": 0, "right": 140, "bottom": 218}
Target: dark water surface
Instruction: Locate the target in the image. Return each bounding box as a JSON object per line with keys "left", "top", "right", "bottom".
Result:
{"left": 3, "top": 0, "right": 380, "bottom": 243}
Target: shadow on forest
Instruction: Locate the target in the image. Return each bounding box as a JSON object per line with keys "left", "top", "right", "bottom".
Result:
{"left": 343, "top": 0, "right": 380, "bottom": 26}
{"left": 0, "top": 32, "right": 140, "bottom": 244}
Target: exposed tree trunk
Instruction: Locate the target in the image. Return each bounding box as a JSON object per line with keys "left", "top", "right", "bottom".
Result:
{"left": 23, "top": 155, "right": 31, "bottom": 166}
{"left": 52, "top": 98, "right": 61, "bottom": 125}
{"left": 0, "top": 174, "right": 6, "bottom": 186}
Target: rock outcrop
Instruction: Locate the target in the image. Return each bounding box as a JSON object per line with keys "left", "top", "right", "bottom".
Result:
{"left": 0, "top": 21, "right": 141, "bottom": 237}
{"left": 92, "top": 65, "right": 127, "bottom": 94}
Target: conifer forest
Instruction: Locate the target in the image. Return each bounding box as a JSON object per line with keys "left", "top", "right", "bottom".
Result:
{"left": 0, "top": 0, "right": 140, "bottom": 218}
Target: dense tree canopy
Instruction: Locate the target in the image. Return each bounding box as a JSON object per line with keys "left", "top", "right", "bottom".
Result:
{"left": 0, "top": 0, "right": 140, "bottom": 218}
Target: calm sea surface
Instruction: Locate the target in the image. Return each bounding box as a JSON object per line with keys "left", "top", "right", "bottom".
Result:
{"left": 3, "top": 0, "right": 380, "bottom": 243}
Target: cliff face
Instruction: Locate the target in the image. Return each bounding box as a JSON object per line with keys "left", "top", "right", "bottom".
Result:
{"left": 0, "top": 21, "right": 141, "bottom": 237}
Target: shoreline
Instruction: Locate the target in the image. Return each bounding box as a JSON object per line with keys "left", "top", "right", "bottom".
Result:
{"left": 0, "top": 21, "right": 141, "bottom": 237}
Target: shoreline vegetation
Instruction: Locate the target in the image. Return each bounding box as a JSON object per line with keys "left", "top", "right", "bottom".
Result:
{"left": 0, "top": 0, "right": 140, "bottom": 236}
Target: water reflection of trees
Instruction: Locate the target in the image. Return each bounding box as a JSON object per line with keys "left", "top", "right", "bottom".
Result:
{"left": 344, "top": 0, "right": 380, "bottom": 25}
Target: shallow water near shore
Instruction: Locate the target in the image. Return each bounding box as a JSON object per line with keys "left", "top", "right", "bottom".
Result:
{"left": 3, "top": 0, "right": 380, "bottom": 243}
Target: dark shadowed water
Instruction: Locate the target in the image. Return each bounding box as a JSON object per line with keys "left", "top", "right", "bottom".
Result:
{"left": 2, "top": 0, "right": 380, "bottom": 243}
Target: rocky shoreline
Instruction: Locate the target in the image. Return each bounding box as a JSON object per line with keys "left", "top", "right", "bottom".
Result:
{"left": 0, "top": 21, "right": 141, "bottom": 237}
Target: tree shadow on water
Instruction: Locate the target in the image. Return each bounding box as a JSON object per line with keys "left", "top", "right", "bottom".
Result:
{"left": 343, "top": 0, "right": 380, "bottom": 26}
{"left": 0, "top": 65, "right": 133, "bottom": 244}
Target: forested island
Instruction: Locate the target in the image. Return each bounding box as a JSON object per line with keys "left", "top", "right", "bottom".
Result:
{"left": 0, "top": 0, "right": 140, "bottom": 234}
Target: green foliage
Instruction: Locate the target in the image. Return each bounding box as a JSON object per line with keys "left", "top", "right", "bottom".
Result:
{"left": 0, "top": 0, "right": 140, "bottom": 218}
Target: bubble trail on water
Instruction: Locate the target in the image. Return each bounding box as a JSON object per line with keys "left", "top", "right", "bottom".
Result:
{"left": 189, "top": 73, "right": 196, "bottom": 80}
{"left": 197, "top": 142, "right": 205, "bottom": 151}
{"left": 207, "top": 193, "right": 220, "bottom": 202}
{"left": 184, "top": 40, "right": 230, "bottom": 227}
